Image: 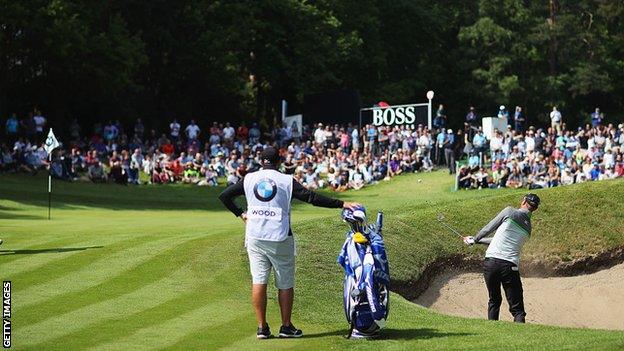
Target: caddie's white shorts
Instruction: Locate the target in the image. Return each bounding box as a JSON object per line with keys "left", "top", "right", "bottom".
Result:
{"left": 246, "top": 236, "right": 295, "bottom": 289}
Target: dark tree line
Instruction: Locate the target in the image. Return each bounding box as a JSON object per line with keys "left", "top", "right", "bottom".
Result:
{"left": 1, "top": 0, "right": 623, "bottom": 132}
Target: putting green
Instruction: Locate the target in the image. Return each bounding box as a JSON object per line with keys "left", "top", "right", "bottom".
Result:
{"left": 1, "top": 172, "right": 623, "bottom": 350}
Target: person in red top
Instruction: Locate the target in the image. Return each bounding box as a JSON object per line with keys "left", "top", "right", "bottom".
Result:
{"left": 237, "top": 122, "right": 249, "bottom": 140}
{"left": 162, "top": 142, "right": 175, "bottom": 155}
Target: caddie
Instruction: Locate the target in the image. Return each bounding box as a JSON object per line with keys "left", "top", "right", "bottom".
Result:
{"left": 219, "top": 147, "right": 360, "bottom": 339}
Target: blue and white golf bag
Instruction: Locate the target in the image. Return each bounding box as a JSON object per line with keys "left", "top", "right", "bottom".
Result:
{"left": 338, "top": 207, "right": 390, "bottom": 338}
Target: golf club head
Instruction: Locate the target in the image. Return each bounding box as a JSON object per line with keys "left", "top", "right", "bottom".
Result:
{"left": 436, "top": 213, "right": 445, "bottom": 222}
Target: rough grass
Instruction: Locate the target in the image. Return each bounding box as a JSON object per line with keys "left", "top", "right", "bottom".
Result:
{"left": 0, "top": 172, "right": 623, "bottom": 350}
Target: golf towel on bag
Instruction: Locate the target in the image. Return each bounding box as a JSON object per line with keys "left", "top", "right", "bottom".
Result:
{"left": 338, "top": 223, "right": 389, "bottom": 337}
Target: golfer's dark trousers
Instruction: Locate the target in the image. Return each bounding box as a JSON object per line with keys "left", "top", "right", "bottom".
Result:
{"left": 484, "top": 257, "right": 526, "bottom": 323}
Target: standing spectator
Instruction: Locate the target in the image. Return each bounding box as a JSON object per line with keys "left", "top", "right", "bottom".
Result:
{"left": 351, "top": 126, "right": 360, "bottom": 153}
{"left": 170, "top": 118, "right": 181, "bottom": 142}
{"left": 434, "top": 104, "right": 447, "bottom": 129}
{"left": 185, "top": 119, "right": 201, "bottom": 140}
{"left": 134, "top": 118, "right": 145, "bottom": 140}
{"left": 237, "top": 122, "right": 249, "bottom": 141}
{"left": 366, "top": 124, "right": 378, "bottom": 155}
{"left": 490, "top": 130, "right": 504, "bottom": 161}
{"left": 436, "top": 128, "right": 446, "bottom": 165}
{"left": 103, "top": 120, "right": 119, "bottom": 144}
{"left": 22, "top": 112, "right": 36, "bottom": 141}
{"left": 514, "top": 106, "right": 525, "bottom": 132}
{"left": 466, "top": 106, "right": 478, "bottom": 126}
{"left": 5, "top": 113, "right": 19, "bottom": 144}
{"left": 69, "top": 118, "right": 81, "bottom": 141}
{"left": 313, "top": 123, "right": 325, "bottom": 146}
{"left": 223, "top": 122, "right": 235, "bottom": 147}
{"left": 209, "top": 122, "right": 222, "bottom": 145}
{"left": 249, "top": 123, "right": 261, "bottom": 144}
{"left": 550, "top": 106, "right": 562, "bottom": 134}
{"left": 33, "top": 108, "right": 47, "bottom": 143}
{"left": 497, "top": 105, "right": 509, "bottom": 120}
{"left": 444, "top": 129, "right": 455, "bottom": 174}
{"left": 591, "top": 108, "right": 602, "bottom": 127}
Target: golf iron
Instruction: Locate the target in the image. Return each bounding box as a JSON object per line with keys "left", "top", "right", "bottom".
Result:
{"left": 436, "top": 213, "right": 488, "bottom": 245}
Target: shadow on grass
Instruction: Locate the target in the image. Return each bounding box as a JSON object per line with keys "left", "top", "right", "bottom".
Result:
{"left": 379, "top": 328, "right": 473, "bottom": 340}
{"left": 0, "top": 245, "right": 103, "bottom": 255}
{"left": 304, "top": 328, "right": 472, "bottom": 340}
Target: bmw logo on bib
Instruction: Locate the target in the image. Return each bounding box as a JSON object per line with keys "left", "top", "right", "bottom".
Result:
{"left": 253, "top": 178, "right": 277, "bottom": 202}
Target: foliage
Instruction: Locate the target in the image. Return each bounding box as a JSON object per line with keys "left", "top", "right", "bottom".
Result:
{"left": 1, "top": 0, "right": 623, "bottom": 129}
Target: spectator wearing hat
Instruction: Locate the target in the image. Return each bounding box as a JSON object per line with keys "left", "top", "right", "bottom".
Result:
{"left": 497, "top": 105, "right": 509, "bottom": 120}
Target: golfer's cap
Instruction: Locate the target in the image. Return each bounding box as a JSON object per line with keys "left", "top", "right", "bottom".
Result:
{"left": 260, "top": 147, "right": 280, "bottom": 164}
{"left": 500, "top": 105, "right": 505, "bottom": 110}
{"left": 447, "top": 129, "right": 453, "bottom": 133}
{"left": 524, "top": 193, "right": 540, "bottom": 209}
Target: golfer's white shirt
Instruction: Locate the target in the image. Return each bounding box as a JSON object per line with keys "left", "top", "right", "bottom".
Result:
{"left": 244, "top": 169, "right": 293, "bottom": 242}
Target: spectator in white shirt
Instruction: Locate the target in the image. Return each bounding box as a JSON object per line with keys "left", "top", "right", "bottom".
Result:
{"left": 170, "top": 119, "right": 181, "bottom": 141}
{"left": 223, "top": 122, "right": 235, "bottom": 143}
{"left": 185, "top": 119, "right": 201, "bottom": 140}
{"left": 550, "top": 106, "right": 562, "bottom": 134}
{"left": 314, "top": 123, "right": 326, "bottom": 146}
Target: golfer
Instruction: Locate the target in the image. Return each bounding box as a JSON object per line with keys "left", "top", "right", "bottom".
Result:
{"left": 219, "top": 147, "right": 359, "bottom": 339}
{"left": 463, "top": 193, "right": 540, "bottom": 323}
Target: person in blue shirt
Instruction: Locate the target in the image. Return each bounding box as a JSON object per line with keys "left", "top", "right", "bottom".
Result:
{"left": 466, "top": 107, "right": 477, "bottom": 126}
{"left": 5, "top": 113, "right": 19, "bottom": 144}
{"left": 591, "top": 108, "right": 602, "bottom": 127}
{"left": 590, "top": 163, "right": 601, "bottom": 180}
{"left": 473, "top": 130, "right": 487, "bottom": 156}
{"left": 367, "top": 126, "right": 377, "bottom": 155}
{"left": 497, "top": 105, "right": 509, "bottom": 119}
{"left": 434, "top": 104, "right": 447, "bottom": 129}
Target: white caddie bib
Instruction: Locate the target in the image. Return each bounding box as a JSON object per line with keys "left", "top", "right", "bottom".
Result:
{"left": 243, "top": 169, "right": 293, "bottom": 241}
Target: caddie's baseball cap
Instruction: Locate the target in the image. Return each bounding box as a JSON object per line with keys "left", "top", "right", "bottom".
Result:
{"left": 260, "top": 147, "right": 280, "bottom": 165}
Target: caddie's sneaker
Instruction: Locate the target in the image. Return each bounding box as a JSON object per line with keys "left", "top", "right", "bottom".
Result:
{"left": 279, "top": 324, "right": 303, "bottom": 338}
{"left": 256, "top": 324, "right": 271, "bottom": 339}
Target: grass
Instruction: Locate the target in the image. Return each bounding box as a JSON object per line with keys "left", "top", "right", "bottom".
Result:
{"left": 1, "top": 171, "right": 623, "bottom": 350}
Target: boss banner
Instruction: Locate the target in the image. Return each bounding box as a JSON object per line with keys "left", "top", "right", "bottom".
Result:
{"left": 359, "top": 102, "right": 431, "bottom": 129}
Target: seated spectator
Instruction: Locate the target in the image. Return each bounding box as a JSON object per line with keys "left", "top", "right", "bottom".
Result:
{"left": 88, "top": 162, "right": 107, "bottom": 183}
{"left": 108, "top": 160, "right": 128, "bottom": 185}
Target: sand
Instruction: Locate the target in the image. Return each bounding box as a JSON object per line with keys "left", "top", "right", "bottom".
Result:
{"left": 415, "top": 263, "right": 624, "bottom": 330}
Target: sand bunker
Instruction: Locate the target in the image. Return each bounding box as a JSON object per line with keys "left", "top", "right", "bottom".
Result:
{"left": 415, "top": 263, "right": 624, "bottom": 330}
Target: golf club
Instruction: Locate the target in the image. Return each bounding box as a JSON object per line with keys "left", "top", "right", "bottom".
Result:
{"left": 437, "top": 213, "right": 489, "bottom": 245}
{"left": 436, "top": 213, "right": 463, "bottom": 238}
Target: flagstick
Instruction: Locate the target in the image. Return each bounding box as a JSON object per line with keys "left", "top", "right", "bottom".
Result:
{"left": 48, "top": 152, "right": 52, "bottom": 220}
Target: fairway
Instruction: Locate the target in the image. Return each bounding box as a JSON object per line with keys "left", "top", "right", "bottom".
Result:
{"left": 1, "top": 172, "right": 624, "bottom": 350}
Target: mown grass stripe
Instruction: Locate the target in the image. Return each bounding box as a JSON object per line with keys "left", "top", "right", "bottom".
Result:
{"left": 16, "top": 234, "right": 197, "bottom": 308}
{"left": 87, "top": 300, "right": 246, "bottom": 351}
{"left": 16, "top": 234, "right": 242, "bottom": 332}
{"left": 18, "top": 265, "right": 199, "bottom": 347}
{"left": 0, "top": 234, "right": 150, "bottom": 279}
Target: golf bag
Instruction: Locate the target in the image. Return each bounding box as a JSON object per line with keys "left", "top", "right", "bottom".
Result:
{"left": 338, "top": 209, "right": 390, "bottom": 338}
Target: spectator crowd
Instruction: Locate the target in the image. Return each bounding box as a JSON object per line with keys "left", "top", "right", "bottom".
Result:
{"left": 2, "top": 104, "right": 623, "bottom": 193}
